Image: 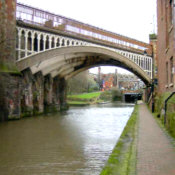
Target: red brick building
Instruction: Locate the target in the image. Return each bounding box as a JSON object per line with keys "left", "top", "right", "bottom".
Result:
{"left": 157, "top": 0, "right": 175, "bottom": 93}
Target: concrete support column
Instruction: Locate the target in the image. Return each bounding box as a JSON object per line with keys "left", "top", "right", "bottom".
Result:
{"left": 44, "top": 74, "right": 53, "bottom": 113}
{"left": 21, "top": 69, "right": 34, "bottom": 116}
{"left": 32, "top": 72, "right": 44, "bottom": 115}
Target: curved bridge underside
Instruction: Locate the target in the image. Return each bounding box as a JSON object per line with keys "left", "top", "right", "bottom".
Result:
{"left": 17, "top": 46, "right": 152, "bottom": 85}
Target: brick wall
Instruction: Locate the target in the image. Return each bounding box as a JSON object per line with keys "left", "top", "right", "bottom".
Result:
{"left": 157, "top": 0, "right": 175, "bottom": 94}
{"left": 0, "top": 0, "right": 16, "bottom": 69}
{"left": 0, "top": 0, "right": 22, "bottom": 121}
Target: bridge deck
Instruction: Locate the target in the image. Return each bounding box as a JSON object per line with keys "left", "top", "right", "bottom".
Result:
{"left": 16, "top": 3, "right": 152, "bottom": 55}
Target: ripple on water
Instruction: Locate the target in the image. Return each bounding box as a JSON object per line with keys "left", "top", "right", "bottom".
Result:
{"left": 0, "top": 103, "right": 134, "bottom": 175}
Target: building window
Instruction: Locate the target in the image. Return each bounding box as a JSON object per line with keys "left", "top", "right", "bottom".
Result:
{"left": 161, "top": 0, "right": 163, "bottom": 16}
{"left": 166, "top": 62, "right": 169, "bottom": 84}
{"left": 165, "top": 4, "right": 169, "bottom": 47}
{"left": 169, "top": 0, "right": 173, "bottom": 26}
{"left": 170, "top": 57, "right": 174, "bottom": 83}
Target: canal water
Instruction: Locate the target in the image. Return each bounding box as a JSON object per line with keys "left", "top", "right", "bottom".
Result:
{"left": 0, "top": 103, "right": 134, "bottom": 175}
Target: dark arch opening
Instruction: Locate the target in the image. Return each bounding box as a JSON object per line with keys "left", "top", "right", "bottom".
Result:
{"left": 40, "top": 35, "right": 44, "bottom": 51}
{"left": 34, "top": 34, "right": 38, "bottom": 52}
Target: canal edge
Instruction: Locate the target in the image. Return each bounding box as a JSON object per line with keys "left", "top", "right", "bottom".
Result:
{"left": 100, "top": 104, "right": 139, "bottom": 175}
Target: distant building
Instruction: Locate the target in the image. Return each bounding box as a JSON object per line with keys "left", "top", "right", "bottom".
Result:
{"left": 89, "top": 68, "right": 144, "bottom": 91}
{"left": 101, "top": 74, "right": 114, "bottom": 90}
{"left": 117, "top": 74, "right": 144, "bottom": 90}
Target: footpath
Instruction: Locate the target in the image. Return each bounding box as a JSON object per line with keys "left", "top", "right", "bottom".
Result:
{"left": 137, "top": 103, "right": 175, "bottom": 175}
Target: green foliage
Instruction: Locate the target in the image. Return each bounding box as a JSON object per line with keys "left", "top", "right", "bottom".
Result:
{"left": 100, "top": 105, "right": 138, "bottom": 175}
{"left": 154, "top": 92, "right": 171, "bottom": 113}
{"left": 68, "top": 92, "right": 101, "bottom": 100}
{"left": 99, "top": 91, "right": 112, "bottom": 101}
{"left": 67, "top": 100, "right": 90, "bottom": 106}
{"left": 154, "top": 92, "right": 175, "bottom": 139}
{"left": 149, "top": 33, "right": 157, "bottom": 40}
{"left": 67, "top": 92, "right": 102, "bottom": 106}
{"left": 88, "top": 84, "right": 99, "bottom": 93}
{"left": 167, "top": 112, "right": 175, "bottom": 138}
{"left": 99, "top": 89, "right": 122, "bottom": 102}
{"left": 67, "top": 71, "right": 99, "bottom": 94}
{"left": 67, "top": 71, "right": 89, "bottom": 94}
{"left": 110, "top": 87, "right": 122, "bottom": 101}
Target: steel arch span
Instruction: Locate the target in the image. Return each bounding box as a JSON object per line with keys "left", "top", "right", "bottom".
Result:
{"left": 17, "top": 46, "right": 152, "bottom": 85}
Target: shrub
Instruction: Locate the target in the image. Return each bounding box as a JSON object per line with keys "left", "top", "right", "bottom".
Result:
{"left": 99, "top": 91, "right": 112, "bottom": 101}
{"left": 110, "top": 87, "right": 122, "bottom": 101}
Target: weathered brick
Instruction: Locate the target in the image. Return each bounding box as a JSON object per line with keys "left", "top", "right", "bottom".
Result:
{"left": 157, "top": 0, "right": 175, "bottom": 94}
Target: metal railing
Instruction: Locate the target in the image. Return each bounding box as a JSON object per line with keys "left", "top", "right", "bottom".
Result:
{"left": 16, "top": 3, "right": 152, "bottom": 55}
{"left": 164, "top": 92, "right": 175, "bottom": 125}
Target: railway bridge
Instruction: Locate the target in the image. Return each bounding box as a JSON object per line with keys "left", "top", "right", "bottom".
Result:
{"left": 0, "top": 1, "right": 153, "bottom": 120}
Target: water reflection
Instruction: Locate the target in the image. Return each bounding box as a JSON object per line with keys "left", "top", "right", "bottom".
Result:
{"left": 0, "top": 103, "right": 134, "bottom": 175}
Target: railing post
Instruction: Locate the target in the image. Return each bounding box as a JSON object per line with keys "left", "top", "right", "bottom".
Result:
{"left": 18, "top": 30, "right": 22, "bottom": 60}
{"left": 37, "top": 34, "right": 41, "bottom": 52}
{"left": 31, "top": 32, "right": 35, "bottom": 53}
{"left": 25, "top": 32, "right": 28, "bottom": 57}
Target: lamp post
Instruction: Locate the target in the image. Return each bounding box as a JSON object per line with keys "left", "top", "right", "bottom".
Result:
{"left": 150, "top": 44, "right": 155, "bottom": 113}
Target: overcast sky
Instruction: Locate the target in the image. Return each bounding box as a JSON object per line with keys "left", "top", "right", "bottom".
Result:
{"left": 17, "top": 0, "right": 157, "bottom": 74}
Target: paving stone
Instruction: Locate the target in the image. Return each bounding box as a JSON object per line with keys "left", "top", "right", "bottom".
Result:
{"left": 137, "top": 104, "right": 175, "bottom": 175}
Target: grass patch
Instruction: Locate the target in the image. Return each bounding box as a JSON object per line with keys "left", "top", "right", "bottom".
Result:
{"left": 100, "top": 105, "right": 138, "bottom": 175}
{"left": 67, "top": 92, "right": 102, "bottom": 106}
{"left": 67, "top": 100, "right": 90, "bottom": 106}
{"left": 68, "top": 91, "right": 101, "bottom": 100}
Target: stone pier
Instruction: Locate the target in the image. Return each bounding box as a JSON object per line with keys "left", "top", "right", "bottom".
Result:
{"left": 0, "top": 0, "right": 21, "bottom": 121}
{"left": 44, "top": 74, "right": 53, "bottom": 113}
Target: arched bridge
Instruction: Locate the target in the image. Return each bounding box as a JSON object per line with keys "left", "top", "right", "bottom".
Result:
{"left": 0, "top": 1, "right": 154, "bottom": 121}
{"left": 16, "top": 3, "right": 153, "bottom": 85}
